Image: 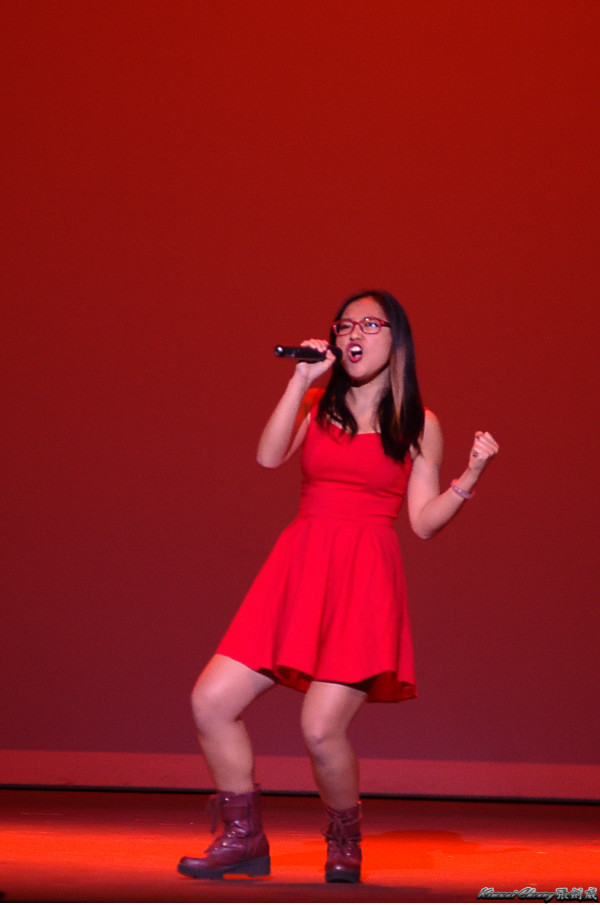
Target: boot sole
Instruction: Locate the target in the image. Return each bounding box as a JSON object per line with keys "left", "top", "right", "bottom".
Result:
{"left": 325, "top": 867, "right": 360, "bottom": 883}
{"left": 178, "top": 854, "right": 271, "bottom": 879}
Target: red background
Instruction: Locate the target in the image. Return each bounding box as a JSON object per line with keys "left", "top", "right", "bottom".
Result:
{"left": 2, "top": 2, "right": 598, "bottom": 771}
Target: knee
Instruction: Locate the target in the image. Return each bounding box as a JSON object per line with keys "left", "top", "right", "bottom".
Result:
{"left": 301, "top": 713, "right": 341, "bottom": 757}
{"left": 190, "top": 680, "right": 225, "bottom": 734}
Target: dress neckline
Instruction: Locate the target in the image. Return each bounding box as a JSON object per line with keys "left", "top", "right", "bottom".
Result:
{"left": 313, "top": 410, "right": 380, "bottom": 437}
{"left": 327, "top": 420, "right": 379, "bottom": 437}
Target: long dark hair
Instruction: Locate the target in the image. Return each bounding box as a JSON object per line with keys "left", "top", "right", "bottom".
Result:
{"left": 317, "top": 290, "right": 424, "bottom": 461}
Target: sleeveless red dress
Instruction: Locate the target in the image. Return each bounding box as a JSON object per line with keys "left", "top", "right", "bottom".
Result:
{"left": 216, "top": 408, "right": 416, "bottom": 702}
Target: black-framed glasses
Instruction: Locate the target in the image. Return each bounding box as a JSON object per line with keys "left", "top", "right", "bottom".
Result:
{"left": 332, "top": 316, "right": 391, "bottom": 336}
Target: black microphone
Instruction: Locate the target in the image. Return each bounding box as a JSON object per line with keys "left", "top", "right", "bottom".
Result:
{"left": 274, "top": 345, "right": 341, "bottom": 362}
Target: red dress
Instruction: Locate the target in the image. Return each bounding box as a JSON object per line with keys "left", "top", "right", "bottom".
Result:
{"left": 216, "top": 408, "right": 416, "bottom": 702}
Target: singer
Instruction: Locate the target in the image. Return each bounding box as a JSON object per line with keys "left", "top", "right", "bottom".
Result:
{"left": 178, "top": 290, "right": 499, "bottom": 883}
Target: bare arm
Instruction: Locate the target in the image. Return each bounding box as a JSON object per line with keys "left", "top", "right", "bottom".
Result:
{"left": 256, "top": 339, "right": 335, "bottom": 468}
{"left": 407, "top": 411, "right": 499, "bottom": 539}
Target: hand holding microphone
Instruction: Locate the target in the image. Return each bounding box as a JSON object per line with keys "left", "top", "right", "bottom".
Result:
{"left": 274, "top": 344, "right": 342, "bottom": 362}
{"left": 275, "top": 338, "right": 339, "bottom": 381}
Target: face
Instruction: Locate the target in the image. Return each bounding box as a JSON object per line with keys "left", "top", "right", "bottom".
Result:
{"left": 334, "top": 296, "right": 393, "bottom": 384}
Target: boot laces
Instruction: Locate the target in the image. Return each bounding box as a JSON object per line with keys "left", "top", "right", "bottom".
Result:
{"left": 325, "top": 815, "right": 345, "bottom": 845}
{"left": 324, "top": 815, "right": 360, "bottom": 852}
{"left": 323, "top": 814, "right": 361, "bottom": 855}
{"left": 203, "top": 792, "right": 251, "bottom": 853}
{"left": 205, "top": 793, "right": 222, "bottom": 835}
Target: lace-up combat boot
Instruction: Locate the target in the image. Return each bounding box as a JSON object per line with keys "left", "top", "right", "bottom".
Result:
{"left": 324, "top": 803, "right": 362, "bottom": 882}
{"left": 177, "top": 785, "right": 270, "bottom": 879}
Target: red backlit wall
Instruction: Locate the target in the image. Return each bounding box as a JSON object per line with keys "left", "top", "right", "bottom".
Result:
{"left": 2, "top": 1, "right": 598, "bottom": 796}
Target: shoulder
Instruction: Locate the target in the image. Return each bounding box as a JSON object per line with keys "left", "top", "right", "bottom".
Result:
{"left": 423, "top": 408, "right": 442, "bottom": 441}
{"left": 302, "top": 386, "right": 325, "bottom": 418}
{"left": 291, "top": 386, "right": 325, "bottom": 444}
{"left": 411, "top": 408, "right": 443, "bottom": 463}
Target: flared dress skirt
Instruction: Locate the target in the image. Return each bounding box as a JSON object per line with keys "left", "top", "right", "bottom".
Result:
{"left": 216, "top": 412, "right": 417, "bottom": 702}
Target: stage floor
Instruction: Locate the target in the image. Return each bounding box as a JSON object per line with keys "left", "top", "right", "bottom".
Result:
{"left": 0, "top": 789, "right": 598, "bottom": 902}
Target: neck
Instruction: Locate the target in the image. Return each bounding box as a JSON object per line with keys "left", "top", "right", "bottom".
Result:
{"left": 346, "top": 367, "right": 390, "bottom": 413}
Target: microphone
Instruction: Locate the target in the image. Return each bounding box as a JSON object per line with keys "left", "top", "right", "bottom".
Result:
{"left": 274, "top": 345, "right": 342, "bottom": 362}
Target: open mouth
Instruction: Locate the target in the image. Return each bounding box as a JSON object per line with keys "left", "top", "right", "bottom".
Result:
{"left": 348, "top": 344, "right": 363, "bottom": 363}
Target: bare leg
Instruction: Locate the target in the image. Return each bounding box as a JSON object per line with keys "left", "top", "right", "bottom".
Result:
{"left": 191, "top": 654, "right": 275, "bottom": 793}
{"left": 300, "top": 681, "right": 367, "bottom": 809}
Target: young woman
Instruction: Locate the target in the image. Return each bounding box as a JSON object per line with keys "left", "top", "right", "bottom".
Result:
{"left": 178, "top": 290, "right": 499, "bottom": 883}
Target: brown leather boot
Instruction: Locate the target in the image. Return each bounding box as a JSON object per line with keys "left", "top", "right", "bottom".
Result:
{"left": 324, "top": 803, "right": 362, "bottom": 883}
{"left": 177, "top": 785, "right": 270, "bottom": 879}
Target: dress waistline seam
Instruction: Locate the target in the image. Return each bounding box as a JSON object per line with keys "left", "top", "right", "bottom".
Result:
{"left": 296, "top": 511, "right": 397, "bottom": 526}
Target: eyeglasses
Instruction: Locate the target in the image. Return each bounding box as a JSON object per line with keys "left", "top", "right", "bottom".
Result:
{"left": 332, "top": 316, "right": 391, "bottom": 336}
